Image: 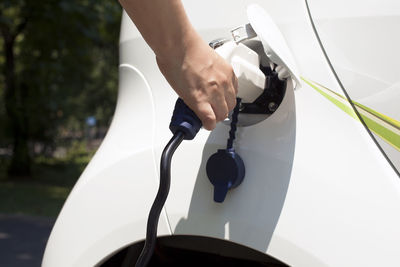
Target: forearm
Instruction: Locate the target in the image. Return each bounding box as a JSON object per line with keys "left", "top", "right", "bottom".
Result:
{"left": 119, "top": 0, "right": 238, "bottom": 130}
{"left": 119, "top": 0, "right": 197, "bottom": 60}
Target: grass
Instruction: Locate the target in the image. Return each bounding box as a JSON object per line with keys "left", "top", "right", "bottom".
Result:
{"left": 0, "top": 142, "right": 95, "bottom": 217}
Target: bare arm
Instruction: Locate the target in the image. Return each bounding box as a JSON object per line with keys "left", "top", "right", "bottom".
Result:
{"left": 119, "top": 0, "right": 237, "bottom": 130}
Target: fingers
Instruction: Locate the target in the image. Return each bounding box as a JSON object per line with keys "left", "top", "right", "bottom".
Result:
{"left": 226, "top": 72, "right": 238, "bottom": 111}
{"left": 232, "top": 71, "right": 239, "bottom": 95}
{"left": 158, "top": 38, "right": 239, "bottom": 131}
{"left": 201, "top": 70, "right": 237, "bottom": 129}
{"left": 211, "top": 98, "right": 229, "bottom": 122}
{"left": 190, "top": 78, "right": 235, "bottom": 130}
{"left": 191, "top": 96, "right": 228, "bottom": 131}
{"left": 193, "top": 102, "right": 216, "bottom": 130}
{"left": 225, "top": 96, "right": 237, "bottom": 114}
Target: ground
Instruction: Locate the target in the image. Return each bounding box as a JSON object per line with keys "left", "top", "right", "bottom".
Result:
{"left": 0, "top": 214, "right": 55, "bottom": 267}
{"left": 0, "top": 144, "right": 93, "bottom": 266}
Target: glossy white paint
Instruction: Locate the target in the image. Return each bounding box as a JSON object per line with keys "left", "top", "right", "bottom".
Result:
{"left": 43, "top": 1, "right": 400, "bottom": 266}
{"left": 307, "top": 0, "right": 400, "bottom": 170}
{"left": 247, "top": 4, "right": 300, "bottom": 85}
{"left": 42, "top": 66, "right": 171, "bottom": 266}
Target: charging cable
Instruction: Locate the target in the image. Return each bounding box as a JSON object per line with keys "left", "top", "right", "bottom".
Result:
{"left": 135, "top": 98, "right": 202, "bottom": 267}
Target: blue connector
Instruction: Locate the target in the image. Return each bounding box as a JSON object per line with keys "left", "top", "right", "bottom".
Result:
{"left": 169, "top": 98, "right": 202, "bottom": 140}
{"left": 136, "top": 98, "right": 202, "bottom": 267}
{"left": 169, "top": 97, "right": 245, "bottom": 203}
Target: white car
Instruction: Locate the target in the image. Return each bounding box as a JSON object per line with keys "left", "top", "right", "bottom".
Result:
{"left": 42, "top": 1, "right": 400, "bottom": 266}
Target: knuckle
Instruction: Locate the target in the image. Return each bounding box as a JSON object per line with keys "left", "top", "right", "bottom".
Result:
{"left": 206, "top": 79, "right": 219, "bottom": 92}
{"left": 220, "top": 75, "right": 229, "bottom": 88}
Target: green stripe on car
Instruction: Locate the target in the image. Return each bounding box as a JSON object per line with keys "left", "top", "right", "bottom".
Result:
{"left": 301, "top": 77, "right": 400, "bottom": 151}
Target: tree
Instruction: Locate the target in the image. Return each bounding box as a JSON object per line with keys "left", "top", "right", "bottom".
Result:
{"left": 0, "top": 0, "right": 121, "bottom": 178}
{"left": 0, "top": 0, "right": 30, "bottom": 177}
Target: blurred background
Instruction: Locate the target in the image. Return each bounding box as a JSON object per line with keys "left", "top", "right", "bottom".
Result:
{"left": 0, "top": 0, "right": 122, "bottom": 265}
{"left": 0, "top": 0, "right": 121, "bottom": 216}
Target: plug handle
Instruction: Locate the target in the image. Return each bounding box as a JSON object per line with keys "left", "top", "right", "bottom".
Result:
{"left": 169, "top": 98, "right": 202, "bottom": 140}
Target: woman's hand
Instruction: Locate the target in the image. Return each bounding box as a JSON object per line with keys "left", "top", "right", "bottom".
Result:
{"left": 119, "top": 0, "right": 238, "bottom": 130}
{"left": 156, "top": 33, "right": 238, "bottom": 130}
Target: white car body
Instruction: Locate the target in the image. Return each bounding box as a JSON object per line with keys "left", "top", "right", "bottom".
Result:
{"left": 43, "top": 0, "right": 400, "bottom": 266}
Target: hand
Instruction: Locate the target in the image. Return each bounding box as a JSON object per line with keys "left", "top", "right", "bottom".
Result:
{"left": 156, "top": 33, "right": 238, "bottom": 130}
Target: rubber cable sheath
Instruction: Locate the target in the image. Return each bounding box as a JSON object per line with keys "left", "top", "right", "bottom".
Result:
{"left": 135, "top": 131, "right": 184, "bottom": 267}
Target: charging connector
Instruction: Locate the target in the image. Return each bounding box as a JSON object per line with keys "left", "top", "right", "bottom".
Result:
{"left": 135, "top": 98, "right": 202, "bottom": 267}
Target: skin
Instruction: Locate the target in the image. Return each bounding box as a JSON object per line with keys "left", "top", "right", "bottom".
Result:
{"left": 119, "top": 0, "right": 238, "bottom": 130}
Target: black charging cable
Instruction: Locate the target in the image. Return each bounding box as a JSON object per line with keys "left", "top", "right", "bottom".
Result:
{"left": 135, "top": 99, "right": 202, "bottom": 267}
{"left": 135, "top": 131, "right": 184, "bottom": 267}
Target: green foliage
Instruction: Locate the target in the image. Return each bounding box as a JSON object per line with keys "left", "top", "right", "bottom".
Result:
{"left": 65, "top": 140, "right": 95, "bottom": 164}
{"left": 0, "top": 0, "right": 121, "bottom": 150}
{"left": 0, "top": 0, "right": 121, "bottom": 211}
{"left": 0, "top": 141, "right": 94, "bottom": 216}
{"left": 0, "top": 153, "right": 90, "bottom": 217}
{"left": 0, "top": 181, "right": 70, "bottom": 217}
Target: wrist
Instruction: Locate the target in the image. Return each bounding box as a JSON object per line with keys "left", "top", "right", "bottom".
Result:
{"left": 154, "top": 28, "right": 201, "bottom": 64}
